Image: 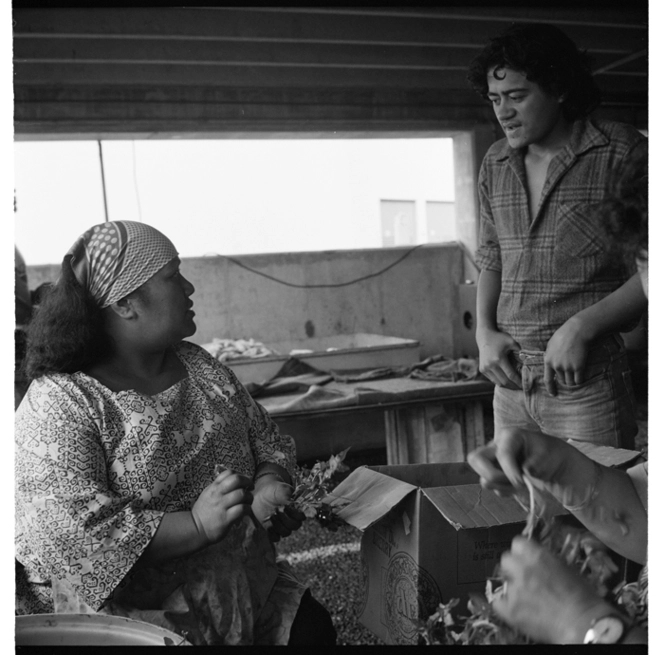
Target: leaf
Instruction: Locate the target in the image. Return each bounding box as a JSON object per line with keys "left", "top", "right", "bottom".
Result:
{"left": 285, "top": 448, "right": 352, "bottom": 531}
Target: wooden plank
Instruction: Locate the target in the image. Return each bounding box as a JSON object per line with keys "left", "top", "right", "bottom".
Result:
{"left": 425, "top": 404, "right": 465, "bottom": 463}
{"left": 384, "top": 409, "right": 398, "bottom": 465}
{"left": 13, "top": 7, "right": 645, "bottom": 53}
{"left": 461, "top": 400, "right": 486, "bottom": 456}
{"left": 12, "top": 62, "right": 477, "bottom": 89}
{"left": 12, "top": 37, "right": 479, "bottom": 70}
{"left": 406, "top": 407, "right": 429, "bottom": 464}
{"left": 14, "top": 35, "right": 645, "bottom": 76}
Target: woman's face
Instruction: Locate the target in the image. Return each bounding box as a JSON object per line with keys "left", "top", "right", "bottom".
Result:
{"left": 131, "top": 257, "right": 197, "bottom": 346}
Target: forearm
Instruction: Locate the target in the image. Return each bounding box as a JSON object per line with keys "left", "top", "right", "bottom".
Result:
{"left": 139, "top": 511, "right": 209, "bottom": 564}
{"left": 568, "top": 466, "right": 647, "bottom": 565}
{"left": 542, "top": 454, "right": 647, "bottom": 564}
{"left": 476, "top": 269, "right": 502, "bottom": 331}
{"left": 564, "top": 274, "right": 647, "bottom": 343}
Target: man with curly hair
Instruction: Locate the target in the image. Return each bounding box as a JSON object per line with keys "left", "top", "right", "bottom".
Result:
{"left": 467, "top": 23, "right": 647, "bottom": 448}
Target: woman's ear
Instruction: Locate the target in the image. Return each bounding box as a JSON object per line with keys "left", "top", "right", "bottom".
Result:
{"left": 108, "top": 296, "right": 138, "bottom": 320}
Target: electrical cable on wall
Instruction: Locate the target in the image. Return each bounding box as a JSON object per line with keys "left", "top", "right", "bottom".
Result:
{"left": 132, "top": 141, "right": 143, "bottom": 222}
{"left": 97, "top": 140, "right": 109, "bottom": 222}
{"left": 216, "top": 243, "right": 427, "bottom": 288}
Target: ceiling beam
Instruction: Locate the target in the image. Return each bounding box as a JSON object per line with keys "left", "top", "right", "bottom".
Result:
{"left": 593, "top": 49, "right": 648, "bottom": 75}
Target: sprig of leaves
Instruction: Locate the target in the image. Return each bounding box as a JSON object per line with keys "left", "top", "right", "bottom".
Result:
{"left": 287, "top": 448, "right": 351, "bottom": 530}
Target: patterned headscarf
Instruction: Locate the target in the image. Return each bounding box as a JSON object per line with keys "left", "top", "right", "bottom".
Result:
{"left": 67, "top": 221, "right": 179, "bottom": 308}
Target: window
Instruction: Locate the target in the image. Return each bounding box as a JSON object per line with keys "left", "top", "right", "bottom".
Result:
{"left": 14, "top": 138, "right": 455, "bottom": 265}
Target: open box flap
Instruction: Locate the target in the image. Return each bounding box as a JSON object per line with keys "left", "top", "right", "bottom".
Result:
{"left": 570, "top": 441, "right": 643, "bottom": 468}
{"left": 323, "top": 466, "right": 417, "bottom": 531}
{"left": 422, "top": 484, "right": 529, "bottom": 530}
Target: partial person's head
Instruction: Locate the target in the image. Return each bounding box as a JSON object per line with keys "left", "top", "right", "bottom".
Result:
{"left": 467, "top": 23, "right": 601, "bottom": 139}
{"left": 598, "top": 142, "right": 648, "bottom": 297}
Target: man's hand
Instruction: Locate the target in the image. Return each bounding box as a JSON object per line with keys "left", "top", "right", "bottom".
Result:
{"left": 492, "top": 536, "right": 614, "bottom": 644}
{"left": 477, "top": 327, "right": 522, "bottom": 389}
{"left": 544, "top": 317, "right": 593, "bottom": 395}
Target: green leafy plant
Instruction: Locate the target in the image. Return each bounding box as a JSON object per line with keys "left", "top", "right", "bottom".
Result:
{"left": 286, "top": 447, "right": 351, "bottom": 530}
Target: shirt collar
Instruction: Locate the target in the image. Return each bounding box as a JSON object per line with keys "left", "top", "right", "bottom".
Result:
{"left": 494, "top": 118, "right": 609, "bottom": 163}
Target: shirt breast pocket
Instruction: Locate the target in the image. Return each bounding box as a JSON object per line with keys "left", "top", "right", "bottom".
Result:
{"left": 555, "top": 202, "right": 607, "bottom": 259}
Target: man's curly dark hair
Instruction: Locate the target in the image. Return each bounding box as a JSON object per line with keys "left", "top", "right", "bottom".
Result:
{"left": 23, "top": 255, "right": 112, "bottom": 380}
{"left": 467, "top": 23, "right": 602, "bottom": 121}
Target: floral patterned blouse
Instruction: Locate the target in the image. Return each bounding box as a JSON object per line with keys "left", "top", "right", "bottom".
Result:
{"left": 15, "top": 341, "right": 301, "bottom": 643}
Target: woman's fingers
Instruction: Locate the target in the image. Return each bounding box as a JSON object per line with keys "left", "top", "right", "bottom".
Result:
{"left": 214, "top": 471, "right": 253, "bottom": 494}
{"left": 221, "top": 486, "right": 254, "bottom": 510}
{"left": 225, "top": 502, "right": 252, "bottom": 525}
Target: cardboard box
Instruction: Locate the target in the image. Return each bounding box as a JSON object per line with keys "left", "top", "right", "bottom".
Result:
{"left": 325, "top": 463, "right": 532, "bottom": 644}
{"left": 326, "top": 444, "right": 643, "bottom": 645}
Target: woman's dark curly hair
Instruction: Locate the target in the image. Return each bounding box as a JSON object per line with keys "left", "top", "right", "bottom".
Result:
{"left": 598, "top": 141, "right": 648, "bottom": 265}
{"left": 23, "top": 255, "right": 112, "bottom": 380}
{"left": 467, "top": 23, "right": 602, "bottom": 121}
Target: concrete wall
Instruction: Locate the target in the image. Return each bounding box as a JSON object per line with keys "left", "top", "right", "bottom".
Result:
{"left": 26, "top": 242, "right": 473, "bottom": 359}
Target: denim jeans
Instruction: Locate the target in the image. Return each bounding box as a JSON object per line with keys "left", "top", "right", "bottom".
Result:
{"left": 493, "top": 334, "right": 637, "bottom": 448}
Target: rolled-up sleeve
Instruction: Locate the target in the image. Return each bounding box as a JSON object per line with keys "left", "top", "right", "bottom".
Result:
{"left": 474, "top": 161, "right": 502, "bottom": 273}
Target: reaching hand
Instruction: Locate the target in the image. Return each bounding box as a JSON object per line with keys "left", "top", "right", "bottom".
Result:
{"left": 191, "top": 469, "right": 254, "bottom": 544}
{"left": 477, "top": 327, "right": 522, "bottom": 390}
{"left": 467, "top": 427, "right": 596, "bottom": 506}
{"left": 492, "top": 536, "right": 612, "bottom": 644}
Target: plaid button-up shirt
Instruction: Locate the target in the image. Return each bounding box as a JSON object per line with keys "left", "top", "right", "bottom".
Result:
{"left": 475, "top": 118, "right": 646, "bottom": 350}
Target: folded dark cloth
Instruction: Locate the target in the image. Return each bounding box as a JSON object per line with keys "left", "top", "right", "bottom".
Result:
{"left": 330, "top": 354, "right": 481, "bottom": 384}
{"left": 245, "top": 358, "right": 333, "bottom": 398}
{"left": 245, "top": 354, "right": 482, "bottom": 398}
{"left": 409, "top": 356, "right": 480, "bottom": 382}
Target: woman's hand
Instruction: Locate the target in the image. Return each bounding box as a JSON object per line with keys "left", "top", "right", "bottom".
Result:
{"left": 251, "top": 475, "right": 305, "bottom": 542}
{"left": 191, "top": 469, "right": 254, "bottom": 544}
{"left": 492, "top": 536, "right": 615, "bottom": 644}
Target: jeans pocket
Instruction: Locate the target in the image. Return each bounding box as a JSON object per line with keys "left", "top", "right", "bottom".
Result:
{"left": 554, "top": 360, "right": 609, "bottom": 391}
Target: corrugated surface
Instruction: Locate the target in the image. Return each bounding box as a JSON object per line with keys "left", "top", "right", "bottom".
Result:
{"left": 13, "top": 6, "right": 647, "bottom": 137}
{"left": 422, "top": 484, "right": 529, "bottom": 530}
{"left": 323, "top": 466, "right": 416, "bottom": 531}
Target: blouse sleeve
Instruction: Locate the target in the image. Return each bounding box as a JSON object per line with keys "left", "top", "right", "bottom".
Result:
{"left": 15, "top": 376, "right": 164, "bottom": 612}
{"left": 227, "top": 366, "right": 298, "bottom": 478}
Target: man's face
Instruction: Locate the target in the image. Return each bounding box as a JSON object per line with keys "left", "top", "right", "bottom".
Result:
{"left": 487, "top": 67, "right": 566, "bottom": 150}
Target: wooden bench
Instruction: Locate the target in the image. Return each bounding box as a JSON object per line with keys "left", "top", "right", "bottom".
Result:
{"left": 256, "top": 377, "right": 495, "bottom": 464}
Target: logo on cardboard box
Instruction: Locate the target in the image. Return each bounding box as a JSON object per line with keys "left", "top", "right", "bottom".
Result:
{"left": 384, "top": 552, "right": 442, "bottom": 644}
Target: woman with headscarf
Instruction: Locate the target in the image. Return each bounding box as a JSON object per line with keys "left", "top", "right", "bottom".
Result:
{"left": 15, "top": 220, "right": 336, "bottom": 645}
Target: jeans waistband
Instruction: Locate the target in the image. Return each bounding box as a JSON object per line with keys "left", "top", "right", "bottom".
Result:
{"left": 514, "top": 333, "right": 624, "bottom": 366}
